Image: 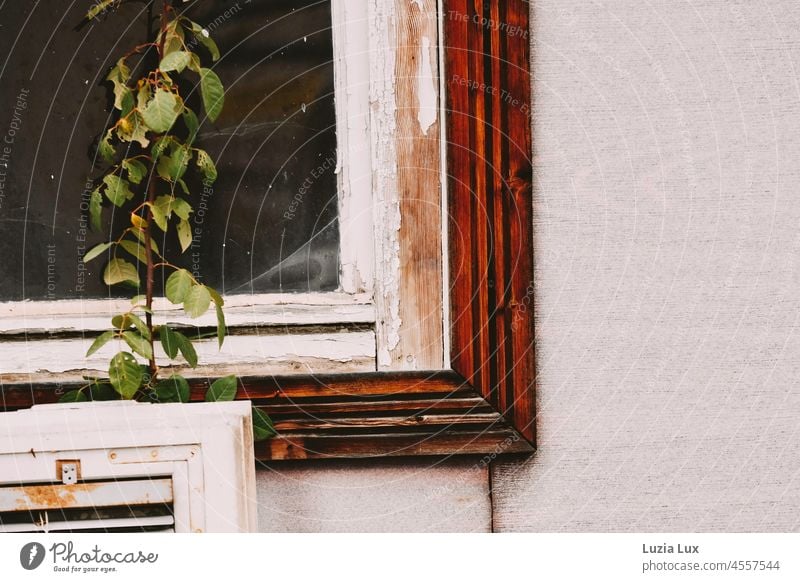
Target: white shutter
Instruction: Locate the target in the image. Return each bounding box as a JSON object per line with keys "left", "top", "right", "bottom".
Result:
{"left": 0, "top": 401, "right": 257, "bottom": 533}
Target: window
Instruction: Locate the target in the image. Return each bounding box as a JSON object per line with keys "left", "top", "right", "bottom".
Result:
{"left": 0, "top": 0, "right": 341, "bottom": 299}
{"left": 0, "top": 0, "right": 378, "bottom": 378}
{"left": 1, "top": 0, "right": 536, "bottom": 461}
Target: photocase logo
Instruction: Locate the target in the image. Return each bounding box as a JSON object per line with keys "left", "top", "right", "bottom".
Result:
{"left": 20, "top": 542, "right": 46, "bottom": 570}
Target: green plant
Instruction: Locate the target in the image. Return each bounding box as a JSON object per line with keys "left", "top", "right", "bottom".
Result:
{"left": 62, "top": 0, "right": 275, "bottom": 441}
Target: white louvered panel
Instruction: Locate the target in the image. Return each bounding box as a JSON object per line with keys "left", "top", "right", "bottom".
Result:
{"left": 0, "top": 479, "right": 173, "bottom": 513}
{"left": 0, "top": 401, "right": 258, "bottom": 532}
{"left": 0, "top": 514, "right": 174, "bottom": 533}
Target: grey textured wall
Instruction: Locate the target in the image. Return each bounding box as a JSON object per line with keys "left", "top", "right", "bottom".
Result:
{"left": 493, "top": 0, "right": 800, "bottom": 532}
{"left": 256, "top": 0, "right": 800, "bottom": 532}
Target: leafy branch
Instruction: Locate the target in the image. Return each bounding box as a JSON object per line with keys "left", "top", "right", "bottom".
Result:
{"left": 66, "top": 0, "right": 275, "bottom": 441}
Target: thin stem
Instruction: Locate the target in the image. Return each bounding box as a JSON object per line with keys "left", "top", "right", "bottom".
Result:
{"left": 141, "top": 0, "right": 171, "bottom": 383}
{"left": 121, "top": 42, "right": 157, "bottom": 60}
{"left": 158, "top": 0, "right": 169, "bottom": 57}
{"left": 144, "top": 177, "right": 157, "bottom": 379}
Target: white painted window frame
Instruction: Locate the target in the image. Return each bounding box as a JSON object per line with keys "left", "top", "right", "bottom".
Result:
{"left": 0, "top": 1, "right": 448, "bottom": 382}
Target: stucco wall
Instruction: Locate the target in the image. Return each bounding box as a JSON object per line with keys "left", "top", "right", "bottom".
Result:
{"left": 256, "top": 0, "right": 800, "bottom": 532}
{"left": 492, "top": 0, "right": 800, "bottom": 532}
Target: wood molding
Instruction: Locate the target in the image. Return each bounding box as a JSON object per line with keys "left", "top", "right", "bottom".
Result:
{"left": 0, "top": 373, "right": 532, "bottom": 459}
{"left": 444, "top": 0, "right": 535, "bottom": 444}
{"left": 0, "top": 0, "right": 535, "bottom": 460}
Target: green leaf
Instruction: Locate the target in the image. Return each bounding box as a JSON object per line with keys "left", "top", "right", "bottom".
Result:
{"left": 176, "top": 178, "right": 190, "bottom": 195}
{"left": 160, "top": 51, "right": 191, "bottom": 73}
{"left": 87, "top": 0, "right": 116, "bottom": 20}
{"left": 156, "top": 144, "right": 190, "bottom": 182}
{"left": 215, "top": 303, "right": 226, "bottom": 347}
{"left": 188, "top": 21, "right": 221, "bottom": 61}
{"left": 59, "top": 390, "right": 88, "bottom": 403}
{"left": 98, "top": 129, "right": 116, "bottom": 164}
{"left": 165, "top": 269, "right": 193, "bottom": 303}
{"left": 183, "top": 285, "right": 211, "bottom": 318}
{"left": 150, "top": 135, "right": 172, "bottom": 160}
{"left": 195, "top": 149, "right": 218, "bottom": 183}
{"left": 117, "top": 112, "right": 150, "bottom": 148}
{"left": 137, "top": 83, "right": 152, "bottom": 110}
{"left": 206, "top": 375, "right": 237, "bottom": 402}
{"left": 107, "top": 56, "right": 130, "bottom": 84}
{"left": 106, "top": 57, "right": 133, "bottom": 111}
{"left": 186, "top": 52, "right": 202, "bottom": 74}
{"left": 152, "top": 194, "right": 179, "bottom": 218}
{"left": 150, "top": 195, "right": 174, "bottom": 231}
{"left": 103, "top": 258, "right": 140, "bottom": 286}
{"left": 122, "top": 158, "right": 147, "bottom": 184}
{"left": 89, "top": 188, "right": 103, "bottom": 232}
{"left": 120, "top": 90, "right": 135, "bottom": 117}
{"left": 141, "top": 89, "right": 180, "bottom": 133}
{"left": 111, "top": 314, "right": 130, "bottom": 330}
{"left": 252, "top": 407, "right": 277, "bottom": 440}
{"left": 122, "top": 330, "right": 153, "bottom": 360}
{"left": 199, "top": 68, "right": 224, "bottom": 122}
{"left": 108, "top": 351, "right": 144, "bottom": 399}
{"left": 152, "top": 374, "right": 190, "bottom": 403}
{"left": 112, "top": 85, "right": 132, "bottom": 112}
{"left": 150, "top": 209, "right": 168, "bottom": 232}
{"left": 174, "top": 330, "right": 198, "bottom": 367}
{"left": 207, "top": 287, "right": 224, "bottom": 307}
{"left": 83, "top": 242, "right": 113, "bottom": 263}
{"left": 119, "top": 239, "right": 148, "bottom": 262}
{"left": 172, "top": 197, "right": 192, "bottom": 220}
{"left": 161, "top": 20, "right": 184, "bottom": 57}
{"left": 127, "top": 313, "right": 151, "bottom": 339}
{"left": 160, "top": 325, "right": 180, "bottom": 359}
{"left": 182, "top": 108, "right": 199, "bottom": 144}
{"left": 103, "top": 174, "right": 134, "bottom": 207}
{"left": 177, "top": 218, "right": 192, "bottom": 252}
{"left": 86, "top": 330, "right": 115, "bottom": 357}
{"left": 207, "top": 287, "right": 226, "bottom": 347}
{"left": 161, "top": 327, "right": 198, "bottom": 367}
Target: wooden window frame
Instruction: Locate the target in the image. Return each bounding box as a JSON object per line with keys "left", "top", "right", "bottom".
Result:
{"left": 1, "top": 0, "right": 534, "bottom": 461}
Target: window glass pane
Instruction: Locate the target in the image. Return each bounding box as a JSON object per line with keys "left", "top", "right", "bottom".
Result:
{"left": 0, "top": 0, "right": 338, "bottom": 301}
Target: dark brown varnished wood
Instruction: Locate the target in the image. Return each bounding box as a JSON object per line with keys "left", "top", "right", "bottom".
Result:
{"left": 0, "top": 0, "right": 535, "bottom": 460}
{"left": 444, "top": 0, "right": 536, "bottom": 443}
{"left": 0, "top": 371, "right": 530, "bottom": 460}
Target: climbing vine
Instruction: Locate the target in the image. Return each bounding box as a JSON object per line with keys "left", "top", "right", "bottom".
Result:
{"left": 62, "top": 0, "right": 275, "bottom": 441}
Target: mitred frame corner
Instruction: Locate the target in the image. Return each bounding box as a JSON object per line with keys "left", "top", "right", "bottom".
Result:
{"left": 1, "top": 0, "right": 534, "bottom": 461}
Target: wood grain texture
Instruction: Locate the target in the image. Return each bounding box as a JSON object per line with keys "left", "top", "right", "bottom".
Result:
{"left": 444, "top": 0, "right": 535, "bottom": 442}
{"left": 394, "top": 0, "right": 444, "bottom": 370}
{"left": 1, "top": 371, "right": 531, "bottom": 460}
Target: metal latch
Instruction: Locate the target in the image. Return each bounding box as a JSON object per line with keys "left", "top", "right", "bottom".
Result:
{"left": 57, "top": 460, "right": 80, "bottom": 485}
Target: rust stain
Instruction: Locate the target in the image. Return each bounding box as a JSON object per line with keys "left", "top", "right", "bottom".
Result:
{"left": 14, "top": 483, "right": 102, "bottom": 511}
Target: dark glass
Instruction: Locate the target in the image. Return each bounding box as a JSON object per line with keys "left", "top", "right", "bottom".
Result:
{"left": 0, "top": 0, "right": 338, "bottom": 301}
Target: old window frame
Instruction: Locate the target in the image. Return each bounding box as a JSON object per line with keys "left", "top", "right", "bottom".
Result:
{"left": 0, "top": 2, "right": 379, "bottom": 379}
{"left": 2, "top": 0, "right": 535, "bottom": 460}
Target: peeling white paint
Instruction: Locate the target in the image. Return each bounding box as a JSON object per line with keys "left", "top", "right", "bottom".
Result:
{"left": 0, "top": 293, "right": 374, "bottom": 334}
{"left": 332, "top": 2, "right": 375, "bottom": 295}
{"left": 417, "top": 36, "right": 438, "bottom": 135}
{"left": 369, "top": 0, "right": 404, "bottom": 370}
{"left": 0, "top": 331, "right": 376, "bottom": 381}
